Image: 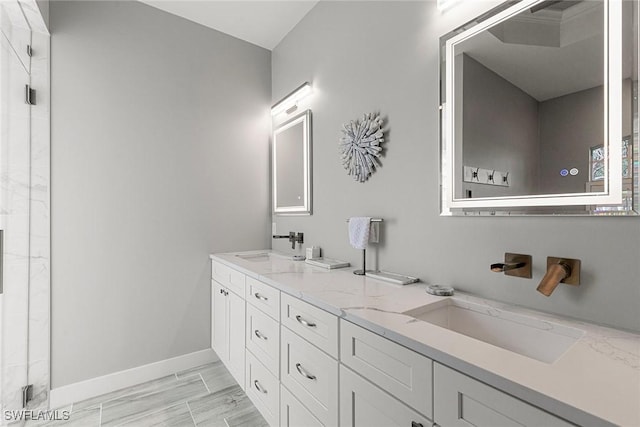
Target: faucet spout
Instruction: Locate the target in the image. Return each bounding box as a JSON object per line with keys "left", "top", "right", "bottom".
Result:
{"left": 272, "top": 231, "right": 304, "bottom": 249}
{"left": 537, "top": 263, "right": 571, "bottom": 296}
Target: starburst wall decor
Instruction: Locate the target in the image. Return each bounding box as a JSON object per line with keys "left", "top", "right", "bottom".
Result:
{"left": 339, "top": 113, "right": 385, "bottom": 182}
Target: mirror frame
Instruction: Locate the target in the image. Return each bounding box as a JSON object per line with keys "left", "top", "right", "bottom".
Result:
{"left": 273, "top": 109, "right": 312, "bottom": 215}
{"left": 440, "top": 0, "right": 637, "bottom": 215}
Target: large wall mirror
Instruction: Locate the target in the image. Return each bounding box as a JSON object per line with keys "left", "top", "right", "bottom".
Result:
{"left": 273, "top": 110, "right": 312, "bottom": 215}
{"left": 440, "top": 0, "right": 639, "bottom": 215}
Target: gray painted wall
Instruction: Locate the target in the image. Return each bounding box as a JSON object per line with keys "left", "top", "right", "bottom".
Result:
{"left": 51, "top": 1, "right": 271, "bottom": 387}
{"left": 460, "top": 54, "right": 540, "bottom": 198}
{"left": 538, "top": 85, "right": 604, "bottom": 194}
{"left": 271, "top": 1, "right": 640, "bottom": 332}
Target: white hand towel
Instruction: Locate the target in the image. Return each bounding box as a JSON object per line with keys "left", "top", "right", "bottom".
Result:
{"left": 349, "top": 217, "right": 372, "bottom": 250}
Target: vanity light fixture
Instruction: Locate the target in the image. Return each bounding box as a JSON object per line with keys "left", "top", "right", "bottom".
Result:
{"left": 437, "top": 0, "right": 462, "bottom": 11}
{"left": 271, "top": 82, "right": 312, "bottom": 116}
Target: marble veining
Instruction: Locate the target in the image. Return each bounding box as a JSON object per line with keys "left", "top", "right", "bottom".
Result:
{"left": 1, "top": 10, "right": 51, "bottom": 418}
{"left": 211, "top": 251, "right": 640, "bottom": 427}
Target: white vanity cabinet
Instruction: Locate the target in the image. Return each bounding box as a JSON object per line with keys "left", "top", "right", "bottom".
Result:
{"left": 340, "top": 365, "right": 433, "bottom": 427}
{"left": 433, "top": 364, "right": 573, "bottom": 427}
{"left": 211, "top": 255, "right": 591, "bottom": 427}
{"left": 280, "top": 385, "right": 324, "bottom": 427}
{"left": 340, "top": 319, "right": 434, "bottom": 427}
{"left": 211, "top": 261, "right": 246, "bottom": 389}
{"left": 280, "top": 295, "right": 339, "bottom": 427}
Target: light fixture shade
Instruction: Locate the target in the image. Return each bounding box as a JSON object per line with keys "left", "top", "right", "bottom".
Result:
{"left": 271, "top": 82, "right": 312, "bottom": 116}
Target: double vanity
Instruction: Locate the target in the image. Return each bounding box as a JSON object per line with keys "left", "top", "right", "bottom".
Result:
{"left": 210, "top": 251, "right": 639, "bottom": 427}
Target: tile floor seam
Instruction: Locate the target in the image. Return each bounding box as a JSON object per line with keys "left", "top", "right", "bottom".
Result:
{"left": 110, "top": 401, "right": 189, "bottom": 427}
{"left": 185, "top": 401, "right": 197, "bottom": 426}
{"left": 198, "top": 373, "right": 211, "bottom": 394}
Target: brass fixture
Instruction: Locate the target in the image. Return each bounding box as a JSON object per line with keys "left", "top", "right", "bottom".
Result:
{"left": 490, "top": 253, "right": 532, "bottom": 278}
{"left": 537, "top": 257, "right": 581, "bottom": 296}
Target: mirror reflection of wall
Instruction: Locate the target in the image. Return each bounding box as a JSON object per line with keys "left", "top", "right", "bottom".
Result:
{"left": 272, "top": 109, "right": 312, "bottom": 215}
{"left": 275, "top": 121, "right": 305, "bottom": 207}
{"left": 454, "top": 0, "right": 634, "bottom": 199}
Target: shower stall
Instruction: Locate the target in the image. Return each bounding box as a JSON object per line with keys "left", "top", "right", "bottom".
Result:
{"left": 0, "top": 0, "right": 49, "bottom": 423}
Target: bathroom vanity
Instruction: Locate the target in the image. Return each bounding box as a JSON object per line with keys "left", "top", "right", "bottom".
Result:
{"left": 210, "top": 251, "right": 639, "bottom": 427}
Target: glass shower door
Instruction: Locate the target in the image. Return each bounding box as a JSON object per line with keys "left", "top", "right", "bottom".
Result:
{"left": 0, "top": 1, "right": 32, "bottom": 419}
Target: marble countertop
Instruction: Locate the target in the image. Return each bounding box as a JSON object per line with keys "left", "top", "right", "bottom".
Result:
{"left": 210, "top": 250, "right": 640, "bottom": 427}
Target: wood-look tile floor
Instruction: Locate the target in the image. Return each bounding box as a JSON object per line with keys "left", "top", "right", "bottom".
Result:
{"left": 34, "top": 358, "right": 267, "bottom": 426}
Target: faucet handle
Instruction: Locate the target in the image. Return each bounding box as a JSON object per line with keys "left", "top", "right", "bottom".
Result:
{"left": 491, "top": 253, "right": 532, "bottom": 279}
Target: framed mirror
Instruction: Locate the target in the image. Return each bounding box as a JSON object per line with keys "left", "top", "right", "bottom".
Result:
{"left": 440, "top": 0, "right": 639, "bottom": 215}
{"left": 273, "top": 110, "right": 312, "bottom": 215}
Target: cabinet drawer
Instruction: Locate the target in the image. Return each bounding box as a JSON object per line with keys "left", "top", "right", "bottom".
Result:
{"left": 281, "top": 293, "right": 338, "bottom": 358}
{"left": 246, "top": 276, "right": 280, "bottom": 320}
{"left": 246, "top": 351, "right": 279, "bottom": 427}
{"left": 211, "top": 260, "right": 245, "bottom": 297}
{"left": 246, "top": 304, "right": 280, "bottom": 377}
{"left": 280, "top": 385, "right": 324, "bottom": 427}
{"left": 434, "top": 363, "right": 573, "bottom": 427}
{"left": 340, "top": 320, "right": 433, "bottom": 418}
{"left": 281, "top": 327, "right": 338, "bottom": 426}
{"left": 340, "top": 365, "right": 432, "bottom": 427}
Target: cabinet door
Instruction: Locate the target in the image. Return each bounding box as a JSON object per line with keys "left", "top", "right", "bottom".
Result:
{"left": 227, "top": 290, "right": 246, "bottom": 389}
{"left": 246, "top": 304, "right": 280, "bottom": 377}
{"left": 281, "top": 327, "right": 338, "bottom": 426}
{"left": 340, "top": 320, "right": 432, "bottom": 417}
{"left": 434, "top": 364, "right": 573, "bottom": 427}
{"left": 340, "top": 365, "right": 432, "bottom": 427}
{"left": 211, "top": 280, "right": 228, "bottom": 359}
{"left": 246, "top": 351, "right": 280, "bottom": 427}
{"left": 280, "top": 385, "right": 324, "bottom": 427}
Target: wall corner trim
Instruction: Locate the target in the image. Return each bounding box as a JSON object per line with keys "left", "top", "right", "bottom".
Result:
{"left": 49, "top": 348, "right": 216, "bottom": 409}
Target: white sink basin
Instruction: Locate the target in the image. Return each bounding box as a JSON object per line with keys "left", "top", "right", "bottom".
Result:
{"left": 235, "top": 252, "right": 271, "bottom": 262}
{"left": 404, "top": 298, "right": 584, "bottom": 364}
{"left": 235, "top": 252, "right": 301, "bottom": 262}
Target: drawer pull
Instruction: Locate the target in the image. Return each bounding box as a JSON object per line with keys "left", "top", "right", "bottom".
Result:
{"left": 411, "top": 422, "right": 424, "bottom": 427}
{"left": 254, "top": 292, "right": 268, "bottom": 301}
{"left": 295, "top": 315, "right": 316, "bottom": 328}
{"left": 254, "top": 380, "right": 267, "bottom": 394}
{"left": 295, "top": 363, "right": 317, "bottom": 380}
{"left": 254, "top": 330, "right": 267, "bottom": 340}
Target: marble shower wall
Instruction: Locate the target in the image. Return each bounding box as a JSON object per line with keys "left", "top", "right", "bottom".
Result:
{"left": 0, "top": 0, "right": 50, "bottom": 418}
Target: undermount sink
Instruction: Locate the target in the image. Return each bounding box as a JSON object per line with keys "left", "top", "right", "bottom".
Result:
{"left": 235, "top": 252, "right": 300, "bottom": 262}
{"left": 235, "top": 252, "right": 271, "bottom": 262}
{"left": 404, "top": 298, "right": 584, "bottom": 364}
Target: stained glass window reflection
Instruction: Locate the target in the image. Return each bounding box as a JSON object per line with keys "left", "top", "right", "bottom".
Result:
{"left": 590, "top": 137, "right": 633, "bottom": 181}
{"left": 591, "top": 145, "right": 605, "bottom": 181}
{"left": 622, "top": 137, "right": 631, "bottom": 179}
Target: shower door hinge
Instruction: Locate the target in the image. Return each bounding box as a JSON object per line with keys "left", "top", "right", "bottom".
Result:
{"left": 26, "top": 44, "right": 32, "bottom": 57}
{"left": 25, "top": 85, "right": 36, "bottom": 105}
{"left": 22, "top": 384, "right": 33, "bottom": 408}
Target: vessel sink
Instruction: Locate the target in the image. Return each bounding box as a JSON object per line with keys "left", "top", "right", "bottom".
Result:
{"left": 404, "top": 298, "right": 584, "bottom": 363}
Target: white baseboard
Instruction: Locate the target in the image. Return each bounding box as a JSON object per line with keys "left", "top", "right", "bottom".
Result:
{"left": 49, "top": 348, "right": 216, "bottom": 409}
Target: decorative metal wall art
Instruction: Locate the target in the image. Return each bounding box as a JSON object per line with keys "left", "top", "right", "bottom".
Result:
{"left": 339, "top": 113, "right": 385, "bottom": 182}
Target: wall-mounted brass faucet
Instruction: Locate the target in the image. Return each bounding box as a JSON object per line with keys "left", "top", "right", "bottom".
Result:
{"left": 537, "top": 257, "right": 581, "bottom": 296}
{"left": 272, "top": 231, "right": 304, "bottom": 249}
{"left": 490, "top": 253, "right": 532, "bottom": 278}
